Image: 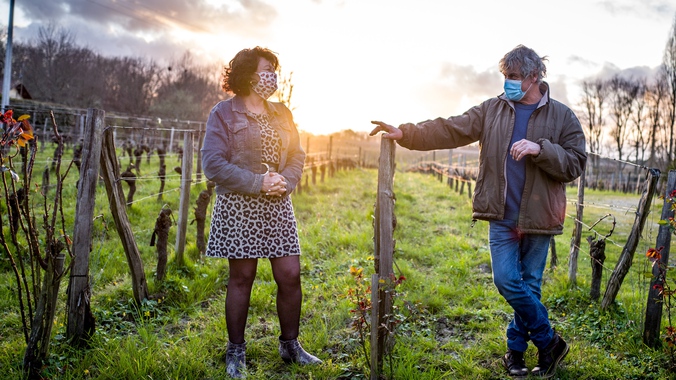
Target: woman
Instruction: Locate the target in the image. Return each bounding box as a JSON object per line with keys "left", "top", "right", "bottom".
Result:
{"left": 202, "top": 46, "right": 321, "bottom": 379}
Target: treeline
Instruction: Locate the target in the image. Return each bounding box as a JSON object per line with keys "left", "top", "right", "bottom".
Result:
{"left": 1, "top": 24, "right": 226, "bottom": 121}
{"left": 578, "top": 17, "right": 676, "bottom": 173}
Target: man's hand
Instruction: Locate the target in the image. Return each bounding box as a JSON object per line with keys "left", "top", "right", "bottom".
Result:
{"left": 370, "top": 121, "right": 403, "bottom": 140}
{"left": 510, "top": 139, "right": 541, "bottom": 161}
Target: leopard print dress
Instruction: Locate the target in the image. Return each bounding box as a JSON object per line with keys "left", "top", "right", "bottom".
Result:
{"left": 205, "top": 111, "right": 301, "bottom": 259}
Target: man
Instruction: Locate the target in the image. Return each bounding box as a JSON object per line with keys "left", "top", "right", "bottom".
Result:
{"left": 370, "top": 44, "right": 586, "bottom": 378}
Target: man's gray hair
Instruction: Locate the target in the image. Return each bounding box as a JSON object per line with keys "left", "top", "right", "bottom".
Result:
{"left": 499, "top": 45, "right": 548, "bottom": 82}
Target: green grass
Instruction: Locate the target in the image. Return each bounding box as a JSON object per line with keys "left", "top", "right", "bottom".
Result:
{"left": 0, "top": 144, "right": 675, "bottom": 379}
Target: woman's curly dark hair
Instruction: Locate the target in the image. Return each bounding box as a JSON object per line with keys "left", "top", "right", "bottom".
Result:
{"left": 222, "top": 47, "right": 279, "bottom": 96}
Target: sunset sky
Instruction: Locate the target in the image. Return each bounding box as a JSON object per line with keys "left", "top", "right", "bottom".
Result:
{"left": 1, "top": 0, "right": 675, "bottom": 135}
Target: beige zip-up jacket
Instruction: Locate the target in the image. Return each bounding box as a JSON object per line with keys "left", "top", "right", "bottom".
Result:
{"left": 397, "top": 82, "right": 587, "bottom": 235}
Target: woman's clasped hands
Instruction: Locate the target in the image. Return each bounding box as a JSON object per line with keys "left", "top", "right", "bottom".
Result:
{"left": 262, "top": 171, "right": 287, "bottom": 196}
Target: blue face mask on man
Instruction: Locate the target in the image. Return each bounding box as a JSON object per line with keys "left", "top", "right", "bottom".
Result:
{"left": 503, "top": 77, "right": 534, "bottom": 102}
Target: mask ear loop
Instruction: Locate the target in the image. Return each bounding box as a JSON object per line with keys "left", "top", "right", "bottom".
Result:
{"left": 250, "top": 72, "right": 261, "bottom": 87}
{"left": 516, "top": 75, "right": 535, "bottom": 101}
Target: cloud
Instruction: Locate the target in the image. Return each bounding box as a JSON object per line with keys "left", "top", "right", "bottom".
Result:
{"left": 597, "top": 0, "right": 676, "bottom": 19}
{"left": 549, "top": 76, "right": 571, "bottom": 106}
{"left": 586, "top": 62, "right": 659, "bottom": 82}
{"left": 17, "top": 0, "right": 278, "bottom": 33}
{"left": 13, "top": 17, "right": 187, "bottom": 63}
{"left": 438, "top": 62, "right": 502, "bottom": 97}
{"left": 10, "top": 0, "right": 279, "bottom": 62}
{"left": 413, "top": 62, "right": 503, "bottom": 117}
{"left": 567, "top": 55, "right": 596, "bottom": 69}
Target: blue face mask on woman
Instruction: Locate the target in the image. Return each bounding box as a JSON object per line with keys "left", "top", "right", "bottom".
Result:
{"left": 504, "top": 78, "right": 533, "bottom": 102}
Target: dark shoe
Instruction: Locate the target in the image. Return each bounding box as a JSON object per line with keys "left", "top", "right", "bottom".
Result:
{"left": 225, "top": 341, "right": 246, "bottom": 379}
{"left": 502, "top": 349, "right": 528, "bottom": 377}
{"left": 531, "top": 333, "right": 569, "bottom": 378}
{"left": 279, "top": 337, "right": 322, "bottom": 365}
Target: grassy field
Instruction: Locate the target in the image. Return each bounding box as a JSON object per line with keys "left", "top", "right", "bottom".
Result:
{"left": 0, "top": 144, "right": 674, "bottom": 379}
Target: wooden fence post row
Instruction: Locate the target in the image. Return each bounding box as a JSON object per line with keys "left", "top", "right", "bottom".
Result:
{"left": 413, "top": 162, "right": 474, "bottom": 199}
{"left": 417, "top": 151, "right": 673, "bottom": 196}
{"left": 295, "top": 157, "right": 359, "bottom": 194}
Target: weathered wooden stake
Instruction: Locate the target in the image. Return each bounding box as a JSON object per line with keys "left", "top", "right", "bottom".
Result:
{"left": 196, "top": 123, "right": 204, "bottom": 182}
{"left": 66, "top": 108, "right": 104, "bottom": 346}
{"left": 371, "top": 137, "right": 395, "bottom": 379}
{"left": 175, "top": 131, "right": 194, "bottom": 266}
{"left": 169, "top": 127, "right": 175, "bottom": 153}
{"left": 643, "top": 170, "right": 676, "bottom": 347}
{"left": 601, "top": 168, "right": 660, "bottom": 309}
{"left": 568, "top": 168, "right": 586, "bottom": 286}
{"left": 549, "top": 236, "right": 557, "bottom": 269}
{"left": 100, "top": 128, "right": 148, "bottom": 304}
{"left": 41, "top": 117, "right": 47, "bottom": 149}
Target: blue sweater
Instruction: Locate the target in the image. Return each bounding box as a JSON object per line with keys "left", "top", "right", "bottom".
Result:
{"left": 504, "top": 102, "right": 538, "bottom": 221}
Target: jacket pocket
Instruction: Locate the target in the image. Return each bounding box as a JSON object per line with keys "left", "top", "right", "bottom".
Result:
{"left": 228, "top": 120, "right": 248, "bottom": 134}
{"left": 226, "top": 120, "right": 250, "bottom": 160}
{"left": 529, "top": 180, "right": 565, "bottom": 230}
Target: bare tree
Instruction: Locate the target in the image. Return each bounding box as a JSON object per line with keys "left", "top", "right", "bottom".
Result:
{"left": 102, "top": 56, "right": 159, "bottom": 115}
{"left": 16, "top": 24, "right": 94, "bottom": 106}
{"left": 579, "top": 79, "right": 607, "bottom": 183}
{"left": 12, "top": 26, "right": 216, "bottom": 121}
{"left": 607, "top": 75, "right": 640, "bottom": 189}
{"left": 608, "top": 76, "right": 639, "bottom": 160}
{"left": 646, "top": 68, "right": 668, "bottom": 168}
{"left": 275, "top": 70, "right": 295, "bottom": 111}
{"left": 150, "top": 52, "right": 224, "bottom": 121}
{"left": 629, "top": 78, "right": 648, "bottom": 165}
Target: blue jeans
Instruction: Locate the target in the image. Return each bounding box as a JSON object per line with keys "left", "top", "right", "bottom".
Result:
{"left": 489, "top": 219, "right": 554, "bottom": 352}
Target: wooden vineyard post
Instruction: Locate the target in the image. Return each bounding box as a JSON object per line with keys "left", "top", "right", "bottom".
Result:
{"left": 643, "top": 170, "right": 676, "bottom": 347}
{"left": 568, "top": 168, "right": 586, "bottom": 286}
{"left": 196, "top": 123, "right": 204, "bottom": 182}
{"left": 371, "top": 137, "right": 395, "bottom": 379}
{"left": 601, "top": 168, "right": 660, "bottom": 309}
{"left": 175, "top": 131, "right": 194, "bottom": 266}
{"left": 100, "top": 127, "right": 149, "bottom": 304}
{"left": 66, "top": 108, "right": 104, "bottom": 346}
{"left": 549, "top": 235, "right": 557, "bottom": 268}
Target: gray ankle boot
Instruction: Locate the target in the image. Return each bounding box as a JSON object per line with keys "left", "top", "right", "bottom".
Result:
{"left": 278, "top": 337, "right": 322, "bottom": 365}
{"left": 225, "top": 341, "right": 246, "bottom": 378}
